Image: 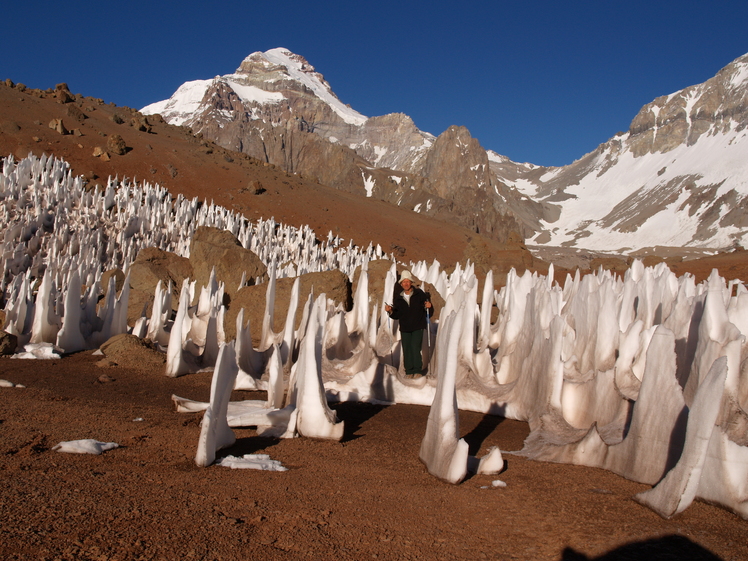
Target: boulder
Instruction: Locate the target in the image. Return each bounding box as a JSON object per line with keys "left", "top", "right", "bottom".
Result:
{"left": 0, "top": 330, "right": 18, "bottom": 355}
{"left": 101, "top": 268, "right": 126, "bottom": 296}
{"left": 99, "top": 334, "right": 165, "bottom": 371}
{"left": 224, "top": 269, "right": 350, "bottom": 345}
{"left": 127, "top": 247, "right": 193, "bottom": 325}
{"left": 189, "top": 226, "right": 266, "bottom": 298}
{"left": 107, "top": 134, "right": 127, "bottom": 156}
{"left": 48, "top": 118, "right": 68, "bottom": 135}
{"left": 351, "top": 259, "right": 395, "bottom": 310}
{"left": 66, "top": 104, "right": 87, "bottom": 122}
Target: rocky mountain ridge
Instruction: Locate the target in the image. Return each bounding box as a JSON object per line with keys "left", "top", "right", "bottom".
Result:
{"left": 143, "top": 48, "right": 523, "bottom": 243}
{"left": 144, "top": 49, "right": 748, "bottom": 253}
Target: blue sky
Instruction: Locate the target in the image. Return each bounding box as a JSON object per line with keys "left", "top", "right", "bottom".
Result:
{"left": 3, "top": 1, "right": 746, "bottom": 167}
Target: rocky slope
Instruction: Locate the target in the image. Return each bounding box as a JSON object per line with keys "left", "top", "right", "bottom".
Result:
{"left": 144, "top": 49, "right": 748, "bottom": 253}
{"left": 522, "top": 53, "right": 748, "bottom": 251}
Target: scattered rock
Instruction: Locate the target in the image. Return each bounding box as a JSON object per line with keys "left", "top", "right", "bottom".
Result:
{"left": 66, "top": 103, "right": 87, "bottom": 122}
{"left": 99, "top": 333, "right": 166, "bottom": 372}
{"left": 55, "top": 83, "right": 74, "bottom": 104}
{"left": 131, "top": 115, "right": 151, "bottom": 132}
{"left": 48, "top": 118, "right": 69, "bottom": 135}
{"left": 249, "top": 179, "right": 266, "bottom": 195}
{"left": 390, "top": 244, "right": 406, "bottom": 257}
{"left": 107, "top": 134, "right": 127, "bottom": 155}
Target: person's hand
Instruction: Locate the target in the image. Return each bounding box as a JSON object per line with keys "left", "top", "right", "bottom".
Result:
{"left": 424, "top": 301, "right": 432, "bottom": 309}
{"left": 385, "top": 304, "right": 392, "bottom": 313}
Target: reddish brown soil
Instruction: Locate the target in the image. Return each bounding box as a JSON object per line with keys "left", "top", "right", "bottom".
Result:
{"left": 1, "top": 353, "right": 746, "bottom": 561}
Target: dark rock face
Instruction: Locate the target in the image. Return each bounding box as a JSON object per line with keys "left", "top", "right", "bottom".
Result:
{"left": 628, "top": 53, "right": 748, "bottom": 157}
{"left": 0, "top": 330, "right": 18, "bottom": 355}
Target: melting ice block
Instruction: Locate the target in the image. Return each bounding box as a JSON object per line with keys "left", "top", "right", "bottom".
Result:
{"left": 419, "top": 308, "right": 469, "bottom": 484}
{"left": 53, "top": 439, "right": 119, "bottom": 455}
{"left": 195, "top": 342, "right": 239, "bottom": 467}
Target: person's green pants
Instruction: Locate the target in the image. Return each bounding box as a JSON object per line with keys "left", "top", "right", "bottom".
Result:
{"left": 401, "top": 329, "right": 424, "bottom": 375}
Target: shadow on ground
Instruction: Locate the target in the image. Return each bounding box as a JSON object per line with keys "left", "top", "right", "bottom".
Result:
{"left": 561, "top": 534, "right": 723, "bottom": 561}
{"left": 332, "top": 401, "right": 390, "bottom": 442}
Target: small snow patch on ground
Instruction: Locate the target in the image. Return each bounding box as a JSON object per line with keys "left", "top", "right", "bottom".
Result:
{"left": 217, "top": 454, "right": 288, "bottom": 471}
{"left": 52, "top": 440, "right": 120, "bottom": 455}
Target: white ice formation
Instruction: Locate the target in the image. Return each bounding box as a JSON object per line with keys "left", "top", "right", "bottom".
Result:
{"left": 52, "top": 439, "right": 119, "bottom": 455}
{"left": 2, "top": 153, "right": 747, "bottom": 519}
{"left": 216, "top": 454, "right": 287, "bottom": 471}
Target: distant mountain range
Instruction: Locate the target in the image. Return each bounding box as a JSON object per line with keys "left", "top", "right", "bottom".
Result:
{"left": 143, "top": 48, "right": 748, "bottom": 253}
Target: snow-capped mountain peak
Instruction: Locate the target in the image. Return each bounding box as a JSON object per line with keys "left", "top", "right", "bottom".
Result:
{"left": 143, "top": 49, "right": 748, "bottom": 253}
{"left": 236, "top": 48, "right": 367, "bottom": 126}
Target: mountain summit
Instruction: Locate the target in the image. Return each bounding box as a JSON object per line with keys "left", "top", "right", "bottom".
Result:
{"left": 143, "top": 49, "right": 748, "bottom": 253}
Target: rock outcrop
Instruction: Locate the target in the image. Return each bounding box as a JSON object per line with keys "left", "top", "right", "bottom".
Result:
{"left": 188, "top": 226, "right": 267, "bottom": 295}
{"left": 127, "top": 247, "right": 193, "bottom": 324}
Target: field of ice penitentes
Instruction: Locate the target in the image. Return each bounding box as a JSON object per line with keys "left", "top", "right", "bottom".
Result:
{"left": 2, "top": 153, "right": 747, "bottom": 519}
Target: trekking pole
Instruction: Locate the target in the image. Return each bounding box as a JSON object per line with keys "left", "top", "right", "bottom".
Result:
{"left": 386, "top": 305, "right": 394, "bottom": 367}
{"left": 426, "top": 306, "right": 431, "bottom": 347}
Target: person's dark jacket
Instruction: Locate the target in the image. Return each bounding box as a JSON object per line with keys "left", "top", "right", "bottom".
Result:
{"left": 388, "top": 287, "right": 431, "bottom": 332}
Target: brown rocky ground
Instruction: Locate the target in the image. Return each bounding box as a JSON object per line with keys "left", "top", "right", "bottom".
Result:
{"left": 1, "top": 352, "right": 746, "bottom": 561}
{"left": 0, "top": 80, "right": 747, "bottom": 560}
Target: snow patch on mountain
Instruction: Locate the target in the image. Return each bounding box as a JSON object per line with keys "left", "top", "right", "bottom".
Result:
{"left": 538, "top": 127, "right": 748, "bottom": 251}
{"left": 142, "top": 79, "right": 213, "bottom": 126}
{"left": 225, "top": 79, "right": 285, "bottom": 105}
{"left": 260, "top": 48, "right": 367, "bottom": 126}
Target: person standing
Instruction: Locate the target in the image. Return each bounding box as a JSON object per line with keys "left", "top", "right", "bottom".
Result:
{"left": 385, "top": 270, "right": 433, "bottom": 378}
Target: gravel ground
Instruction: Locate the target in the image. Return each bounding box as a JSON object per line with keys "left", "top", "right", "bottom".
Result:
{"left": 1, "top": 352, "right": 745, "bottom": 561}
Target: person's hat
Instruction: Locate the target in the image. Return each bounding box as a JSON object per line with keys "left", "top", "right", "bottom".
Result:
{"left": 399, "top": 270, "right": 415, "bottom": 284}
